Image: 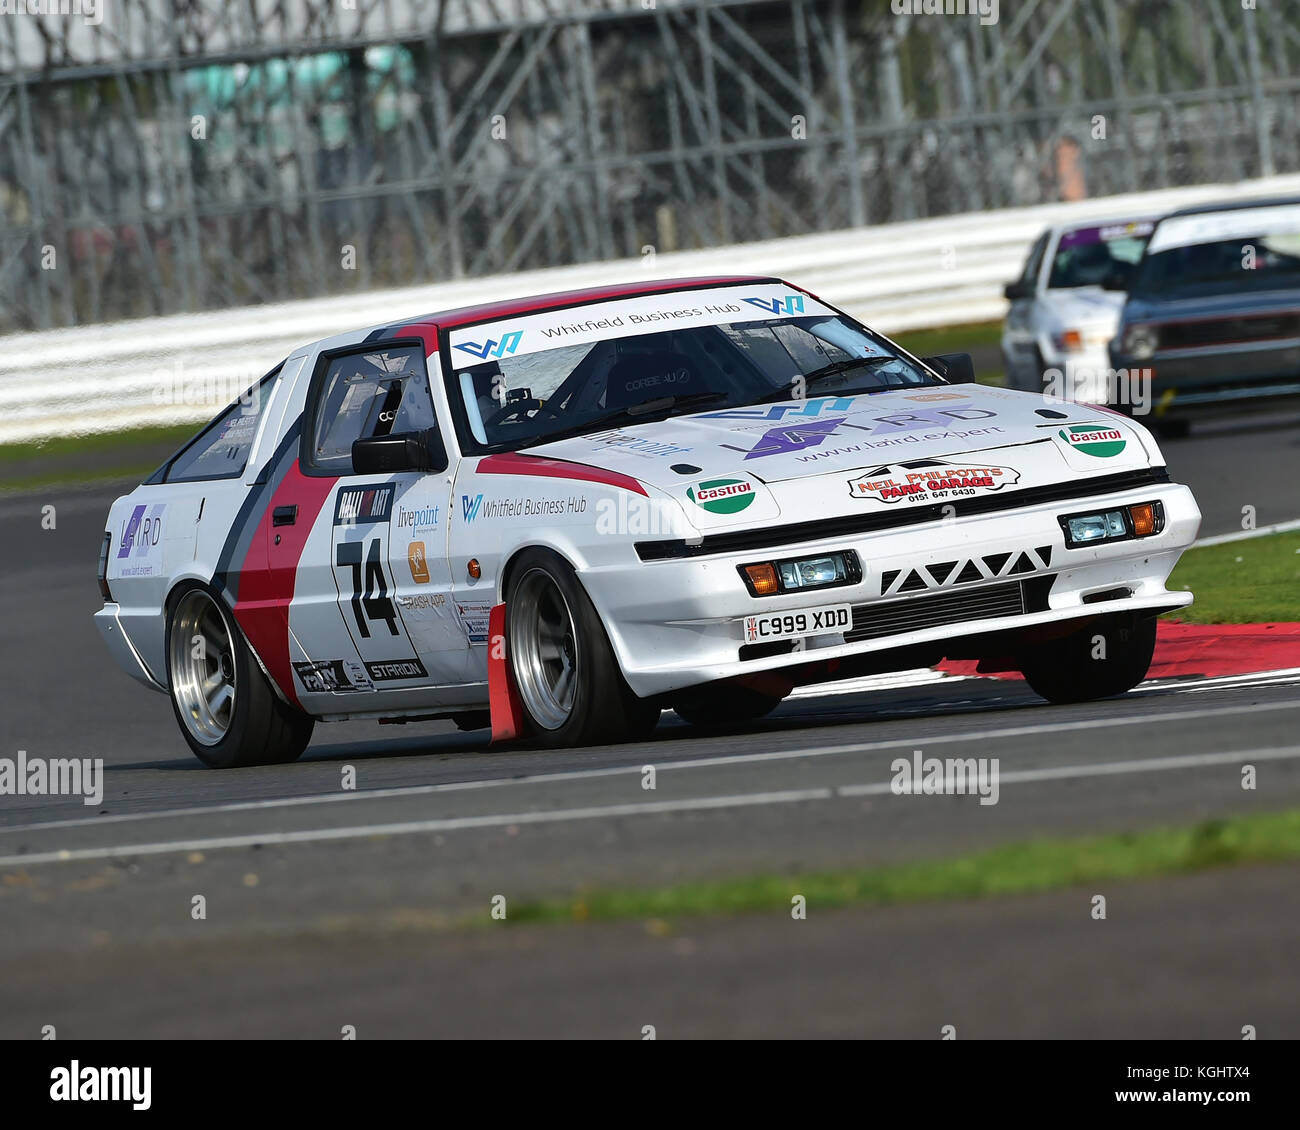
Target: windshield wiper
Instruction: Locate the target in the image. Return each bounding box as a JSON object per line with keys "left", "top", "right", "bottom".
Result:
{"left": 514, "top": 392, "right": 728, "bottom": 450}
{"left": 756, "top": 358, "right": 907, "bottom": 403}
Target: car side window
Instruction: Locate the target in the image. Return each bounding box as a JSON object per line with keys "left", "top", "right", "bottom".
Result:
{"left": 306, "top": 344, "right": 439, "bottom": 474}
{"left": 1019, "top": 233, "right": 1050, "bottom": 291}
{"left": 161, "top": 366, "right": 282, "bottom": 483}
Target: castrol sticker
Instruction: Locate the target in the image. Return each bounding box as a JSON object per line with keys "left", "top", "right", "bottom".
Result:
{"left": 686, "top": 477, "right": 757, "bottom": 514}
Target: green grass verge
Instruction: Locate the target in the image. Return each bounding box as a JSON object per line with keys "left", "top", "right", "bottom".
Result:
{"left": 892, "top": 319, "right": 1004, "bottom": 385}
{"left": 0, "top": 422, "right": 197, "bottom": 466}
{"left": 1164, "top": 530, "right": 1300, "bottom": 625}
{"left": 499, "top": 807, "right": 1300, "bottom": 928}
{"left": 0, "top": 464, "right": 161, "bottom": 495}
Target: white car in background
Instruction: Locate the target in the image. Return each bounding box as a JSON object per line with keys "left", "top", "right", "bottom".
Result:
{"left": 1002, "top": 217, "right": 1156, "bottom": 401}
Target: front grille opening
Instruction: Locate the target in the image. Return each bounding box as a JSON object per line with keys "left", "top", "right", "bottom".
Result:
{"left": 846, "top": 578, "right": 1047, "bottom": 644}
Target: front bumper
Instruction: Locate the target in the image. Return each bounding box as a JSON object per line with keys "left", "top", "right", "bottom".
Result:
{"left": 586, "top": 479, "right": 1200, "bottom": 698}
{"left": 1111, "top": 338, "right": 1300, "bottom": 416}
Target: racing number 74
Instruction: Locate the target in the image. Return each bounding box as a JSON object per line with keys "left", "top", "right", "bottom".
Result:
{"left": 336, "top": 538, "right": 398, "bottom": 638}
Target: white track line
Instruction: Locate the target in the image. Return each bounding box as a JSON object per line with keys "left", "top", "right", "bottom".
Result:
{"left": 0, "top": 746, "right": 1296, "bottom": 869}
{"left": 1193, "top": 519, "right": 1300, "bottom": 547}
{"left": 837, "top": 746, "right": 1298, "bottom": 796}
{"left": 2, "top": 700, "right": 1296, "bottom": 838}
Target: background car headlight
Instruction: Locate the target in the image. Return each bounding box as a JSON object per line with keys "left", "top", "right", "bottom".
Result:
{"left": 1051, "top": 328, "right": 1087, "bottom": 352}
{"left": 1122, "top": 324, "right": 1158, "bottom": 359}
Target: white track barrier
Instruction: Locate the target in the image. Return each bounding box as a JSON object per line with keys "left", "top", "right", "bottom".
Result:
{"left": 5, "top": 172, "right": 1300, "bottom": 445}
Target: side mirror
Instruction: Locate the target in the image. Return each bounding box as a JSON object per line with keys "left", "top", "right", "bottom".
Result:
{"left": 920, "top": 352, "right": 976, "bottom": 385}
{"left": 352, "top": 428, "right": 447, "bottom": 475}
{"left": 1003, "top": 281, "right": 1030, "bottom": 301}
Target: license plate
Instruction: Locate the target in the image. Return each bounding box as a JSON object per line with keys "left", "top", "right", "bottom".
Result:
{"left": 743, "top": 604, "right": 852, "bottom": 644}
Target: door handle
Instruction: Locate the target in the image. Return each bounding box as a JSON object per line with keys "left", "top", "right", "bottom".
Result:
{"left": 272, "top": 505, "right": 298, "bottom": 527}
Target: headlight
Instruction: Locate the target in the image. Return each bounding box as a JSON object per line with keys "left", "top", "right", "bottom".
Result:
{"left": 779, "top": 556, "right": 846, "bottom": 589}
{"left": 1122, "top": 324, "right": 1158, "bottom": 359}
{"left": 1059, "top": 501, "right": 1165, "bottom": 548}
{"left": 1052, "top": 329, "right": 1085, "bottom": 352}
{"left": 740, "top": 550, "right": 861, "bottom": 596}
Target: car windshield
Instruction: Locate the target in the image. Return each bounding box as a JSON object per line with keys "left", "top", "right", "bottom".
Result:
{"left": 1047, "top": 220, "right": 1152, "bottom": 289}
{"left": 448, "top": 313, "right": 942, "bottom": 452}
{"left": 1131, "top": 217, "right": 1300, "bottom": 297}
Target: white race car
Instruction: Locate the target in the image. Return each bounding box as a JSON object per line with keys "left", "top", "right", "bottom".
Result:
{"left": 96, "top": 276, "right": 1200, "bottom": 767}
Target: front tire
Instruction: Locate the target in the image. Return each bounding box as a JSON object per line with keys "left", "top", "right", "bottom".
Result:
{"left": 166, "top": 586, "right": 314, "bottom": 768}
{"left": 1018, "top": 615, "right": 1157, "bottom": 704}
{"left": 505, "top": 549, "right": 660, "bottom": 747}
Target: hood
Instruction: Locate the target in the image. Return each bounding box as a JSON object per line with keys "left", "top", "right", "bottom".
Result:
{"left": 1039, "top": 285, "right": 1126, "bottom": 327}
{"left": 1122, "top": 284, "right": 1300, "bottom": 325}
{"left": 529, "top": 383, "right": 1159, "bottom": 528}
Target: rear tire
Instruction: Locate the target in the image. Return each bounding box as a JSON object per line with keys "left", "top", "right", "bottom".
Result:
{"left": 165, "top": 586, "right": 314, "bottom": 768}
{"left": 672, "top": 684, "right": 785, "bottom": 731}
{"left": 1019, "top": 616, "right": 1157, "bottom": 704}
{"left": 505, "top": 548, "right": 660, "bottom": 747}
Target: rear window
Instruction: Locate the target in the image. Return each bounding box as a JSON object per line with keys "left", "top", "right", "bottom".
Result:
{"left": 162, "top": 367, "right": 281, "bottom": 483}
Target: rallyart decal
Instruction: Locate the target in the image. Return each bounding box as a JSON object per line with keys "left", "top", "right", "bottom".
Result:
{"left": 686, "top": 477, "right": 757, "bottom": 514}
{"left": 1059, "top": 423, "right": 1127, "bottom": 458}
{"left": 847, "top": 459, "right": 1021, "bottom": 505}
{"left": 334, "top": 484, "right": 395, "bottom": 526}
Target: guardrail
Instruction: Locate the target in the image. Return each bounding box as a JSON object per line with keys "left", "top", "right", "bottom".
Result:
{"left": 5, "top": 172, "right": 1300, "bottom": 446}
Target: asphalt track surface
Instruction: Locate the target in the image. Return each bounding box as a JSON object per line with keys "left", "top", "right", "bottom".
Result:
{"left": 1, "top": 416, "right": 1298, "bottom": 1038}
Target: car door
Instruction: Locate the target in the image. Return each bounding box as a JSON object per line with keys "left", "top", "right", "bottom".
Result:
{"left": 287, "top": 341, "right": 467, "bottom": 705}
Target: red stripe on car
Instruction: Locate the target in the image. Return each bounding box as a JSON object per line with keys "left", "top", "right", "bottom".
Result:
{"left": 477, "top": 452, "right": 648, "bottom": 496}
{"left": 232, "top": 462, "right": 338, "bottom": 707}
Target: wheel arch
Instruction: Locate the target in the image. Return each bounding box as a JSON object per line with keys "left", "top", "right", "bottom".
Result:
{"left": 163, "top": 576, "right": 299, "bottom": 710}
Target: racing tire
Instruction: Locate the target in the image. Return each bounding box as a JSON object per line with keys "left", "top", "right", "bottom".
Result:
{"left": 165, "top": 585, "right": 314, "bottom": 769}
{"left": 671, "top": 684, "right": 785, "bottom": 731}
{"left": 505, "top": 548, "right": 660, "bottom": 748}
{"left": 1018, "top": 615, "right": 1157, "bottom": 705}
